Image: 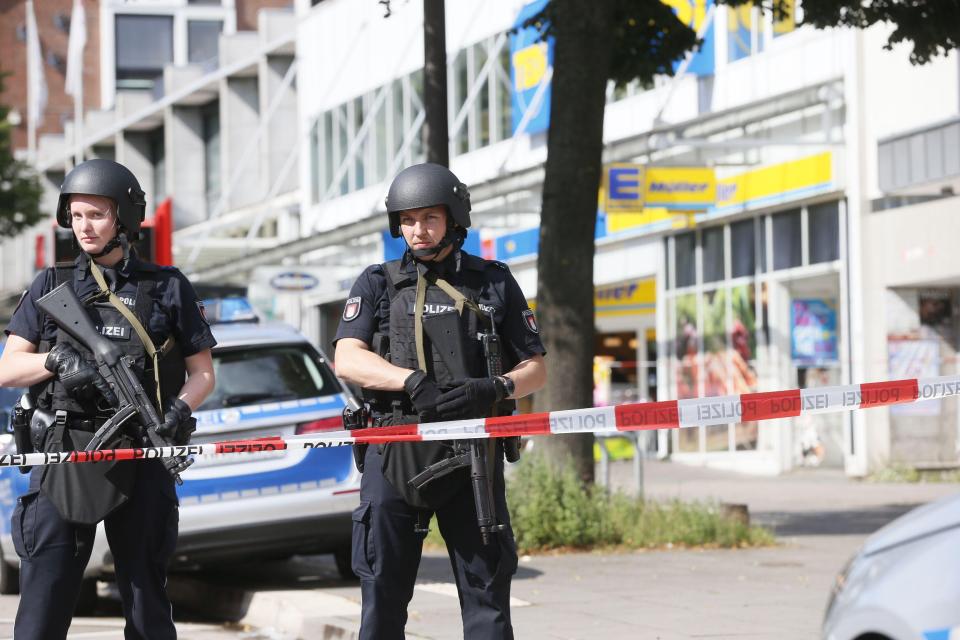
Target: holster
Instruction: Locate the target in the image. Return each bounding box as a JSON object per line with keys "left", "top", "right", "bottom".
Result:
{"left": 40, "top": 411, "right": 136, "bottom": 525}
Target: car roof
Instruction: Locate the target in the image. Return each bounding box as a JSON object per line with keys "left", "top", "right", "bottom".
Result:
{"left": 210, "top": 321, "right": 310, "bottom": 349}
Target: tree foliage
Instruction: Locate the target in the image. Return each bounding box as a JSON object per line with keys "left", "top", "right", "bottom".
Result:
{"left": 731, "top": 0, "right": 960, "bottom": 64}
{"left": 0, "top": 74, "right": 43, "bottom": 238}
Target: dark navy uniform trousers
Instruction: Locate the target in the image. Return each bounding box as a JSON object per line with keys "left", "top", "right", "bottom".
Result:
{"left": 352, "top": 444, "right": 518, "bottom": 640}
{"left": 12, "top": 460, "right": 179, "bottom": 640}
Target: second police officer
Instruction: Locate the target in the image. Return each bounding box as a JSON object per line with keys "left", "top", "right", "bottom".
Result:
{"left": 0, "top": 159, "right": 216, "bottom": 639}
{"left": 334, "top": 163, "right": 547, "bottom": 640}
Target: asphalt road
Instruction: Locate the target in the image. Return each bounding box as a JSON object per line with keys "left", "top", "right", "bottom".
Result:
{"left": 0, "top": 460, "right": 955, "bottom": 639}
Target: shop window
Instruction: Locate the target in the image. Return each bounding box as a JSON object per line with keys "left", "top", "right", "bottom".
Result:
{"left": 809, "top": 201, "right": 840, "bottom": 264}
{"left": 702, "top": 227, "right": 725, "bottom": 283}
{"left": 772, "top": 209, "right": 802, "bottom": 270}
{"left": 730, "top": 219, "right": 755, "bottom": 278}
{"left": 675, "top": 232, "right": 696, "bottom": 288}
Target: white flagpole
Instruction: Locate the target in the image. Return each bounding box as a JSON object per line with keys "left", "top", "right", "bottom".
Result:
{"left": 65, "top": 0, "right": 87, "bottom": 166}
{"left": 25, "top": 0, "right": 47, "bottom": 162}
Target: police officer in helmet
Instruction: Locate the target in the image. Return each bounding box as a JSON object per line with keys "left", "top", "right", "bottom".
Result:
{"left": 334, "top": 163, "right": 547, "bottom": 639}
{"left": 0, "top": 158, "right": 216, "bottom": 639}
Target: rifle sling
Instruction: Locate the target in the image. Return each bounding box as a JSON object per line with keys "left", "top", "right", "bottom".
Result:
{"left": 88, "top": 260, "right": 166, "bottom": 410}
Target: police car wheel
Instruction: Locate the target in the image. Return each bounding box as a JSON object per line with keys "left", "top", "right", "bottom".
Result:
{"left": 73, "top": 578, "right": 98, "bottom": 615}
{"left": 333, "top": 546, "right": 356, "bottom": 580}
{"left": 0, "top": 548, "right": 19, "bottom": 595}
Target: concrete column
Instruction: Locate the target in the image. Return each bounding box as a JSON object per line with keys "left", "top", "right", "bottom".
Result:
{"left": 165, "top": 105, "right": 207, "bottom": 229}
{"left": 261, "top": 55, "right": 299, "bottom": 198}
{"left": 115, "top": 131, "right": 156, "bottom": 216}
{"left": 222, "top": 75, "right": 262, "bottom": 209}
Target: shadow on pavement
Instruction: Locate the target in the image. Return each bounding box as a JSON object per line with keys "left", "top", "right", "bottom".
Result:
{"left": 756, "top": 504, "right": 918, "bottom": 536}
{"left": 166, "top": 551, "right": 542, "bottom": 623}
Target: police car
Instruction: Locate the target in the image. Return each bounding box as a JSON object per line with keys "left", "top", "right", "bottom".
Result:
{"left": 176, "top": 299, "right": 359, "bottom": 574}
{"left": 0, "top": 300, "right": 360, "bottom": 606}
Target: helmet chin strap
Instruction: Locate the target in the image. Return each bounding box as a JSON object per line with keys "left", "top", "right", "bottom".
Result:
{"left": 86, "top": 231, "right": 130, "bottom": 263}
{"left": 409, "top": 228, "right": 458, "bottom": 260}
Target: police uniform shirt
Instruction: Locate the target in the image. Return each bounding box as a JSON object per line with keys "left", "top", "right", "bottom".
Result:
{"left": 5, "top": 254, "right": 217, "bottom": 356}
{"left": 334, "top": 250, "right": 545, "bottom": 364}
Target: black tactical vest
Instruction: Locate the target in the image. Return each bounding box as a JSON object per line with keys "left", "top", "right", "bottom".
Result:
{"left": 376, "top": 254, "right": 506, "bottom": 510}
{"left": 384, "top": 259, "right": 489, "bottom": 387}
{"left": 33, "top": 263, "right": 185, "bottom": 419}
{"left": 30, "top": 261, "right": 185, "bottom": 524}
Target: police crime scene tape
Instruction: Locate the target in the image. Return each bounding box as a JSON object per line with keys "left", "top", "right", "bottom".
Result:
{"left": 3, "top": 374, "right": 960, "bottom": 468}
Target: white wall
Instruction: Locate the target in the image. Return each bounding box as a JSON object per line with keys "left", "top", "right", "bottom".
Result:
{"left": 861, "top": 24, "right": 960, "bottom": 199}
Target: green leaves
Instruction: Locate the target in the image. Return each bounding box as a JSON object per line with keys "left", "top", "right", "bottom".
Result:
{"left": 0, "top": 73, "right": 43, "bottom": 238}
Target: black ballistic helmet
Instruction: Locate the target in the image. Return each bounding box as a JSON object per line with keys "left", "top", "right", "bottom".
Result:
{"left": 385, "top": 163, "right": 471, "bottom": 238}
{"left": 56, "top": 159, "right": 147, "bottom": 237}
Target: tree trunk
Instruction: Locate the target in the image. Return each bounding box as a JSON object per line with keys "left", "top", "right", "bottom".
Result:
{"left": 533, "top": 0, "right": 613, "bottom": 485}
{"left": 422, "top": 0, "right": 449, "bottom": 167}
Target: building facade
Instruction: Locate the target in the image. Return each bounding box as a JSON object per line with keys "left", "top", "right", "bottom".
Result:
{"left": 4, "top": 0, "right": 959, "bottom": 475}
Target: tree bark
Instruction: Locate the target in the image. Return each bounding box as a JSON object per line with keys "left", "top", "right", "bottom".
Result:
{"left": 533, "top": 0, "right": 613, "bottom": 484}
{"left": 422, "top": 0, "right": 449, "bottom": 166}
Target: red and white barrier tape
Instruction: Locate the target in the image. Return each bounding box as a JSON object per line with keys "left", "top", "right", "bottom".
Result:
{"left": 3, "top": 374, "right": 959, "bottom": 468}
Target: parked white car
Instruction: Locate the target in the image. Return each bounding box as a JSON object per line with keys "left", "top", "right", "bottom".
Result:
{"left": 823, "top": 492, "right": 960, "bottom": 640}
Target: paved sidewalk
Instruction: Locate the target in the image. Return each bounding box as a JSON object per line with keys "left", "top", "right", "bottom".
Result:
{"left": 191, "top": 460, "right": 960, "bottom": 640}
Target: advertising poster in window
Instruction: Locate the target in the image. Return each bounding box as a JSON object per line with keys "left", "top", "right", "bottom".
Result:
{"left": 791, "top": 299, "right": 838, "bottom": 365}
{"left": 703, "top": 290, "right": 728, "bottom": 451}
{"left": 731, "top": 284, "right": 759, "bottom": 450}
{"left": 888, "top": 340, "right": 941, "bottom": 416}
{"left": 675, "top": 294, "right": 700, "bottom": 452}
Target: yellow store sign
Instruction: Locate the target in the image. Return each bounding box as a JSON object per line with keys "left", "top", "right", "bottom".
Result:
{"left": 595, "top": 278, "right": 656, "bottom": 318}
{"left": 602, "top": 164, "right": 716, "bottom": 213}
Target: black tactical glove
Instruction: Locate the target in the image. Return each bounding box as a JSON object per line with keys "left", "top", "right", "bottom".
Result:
{"left": 155, "top": 397, "right": 196, "bottom": 478}
{"left": 44, "top": 343, "right": 118, "bottom": 406}
{"left": 156, "top": 397, "right": 196, "bottom": 446}
{"left": 436, "top": 377, "right": 506, "bottom": 420}
{"left": 403, "top": 370, "right": 442, "bottom": 420}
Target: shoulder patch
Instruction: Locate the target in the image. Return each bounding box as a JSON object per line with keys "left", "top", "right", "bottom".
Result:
{"left": 490, "top": 260, "right": 508, "bottom": 270}
{"left": 196, "top": 300, "right": 210, "bottom": 325}
{"left": 342, "top": 296, "right": 363, "bottom": 322}
{"left": 522, "top": 309, "right": 539, "bottom": 334}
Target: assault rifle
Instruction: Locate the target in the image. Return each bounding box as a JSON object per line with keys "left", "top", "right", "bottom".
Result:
{"left": 407, "top": 311, "right": 512, "bottom": 545}
{"left": 36, "top": 283, "right": 192, "bottom": 483}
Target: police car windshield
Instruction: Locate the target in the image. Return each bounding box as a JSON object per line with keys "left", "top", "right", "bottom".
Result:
{"left": 198, "top": 344, "right": 339, "bottom": 411}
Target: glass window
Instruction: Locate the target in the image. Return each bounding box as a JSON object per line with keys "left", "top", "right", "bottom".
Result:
{"left": 675, "top": 232, "right": 696, "bottom": 288}
{"left": 702, "top": 227, "right": 725, "bottom": 283}
{"left": 115, "top": 15, "right": 173, "bottom": 90}
{"left": 198, "top": 345, "right": 340, "bottom": 411}
{"left": 727, "top": 5, "right": 752, "bottom": 62}
{"left": 353, "top": 96, "right": 365, "bottom": 190}
{"left": 409, "top": 70, "right": 425, "bottom": 164}
{"left": 758, "top": 217, "right": 767, "bottom": 273}
{"left": 375, "top": 91, "right": 388, "bottom": 184}
{"left": 188, "top": 20, "right": 223, "bottom": 66}
{"left": 772, "top": 209, "right": 801, "bottom": 270}
{"left": 310, "top": 120, "right": 320, "bottom": 204}
{"left": 809, "top": 201, "right": 840, "bottom": 264}
{"left": 452, "top": 50, "right": 469, "bottom": 155}
{"left": 476, "top": 43, "right": 491, "bottom": 148}
{"left": 730, "top": 219, "right": 755, "bottom": 278}
{"left": 496, "top": 45, "right": 512, "bottom": 142}
{"left": 323, "top": 110, "right": 333, "bottom": 197}
{"left": 391, "top": 79, "right": 405, "bottom": 161}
